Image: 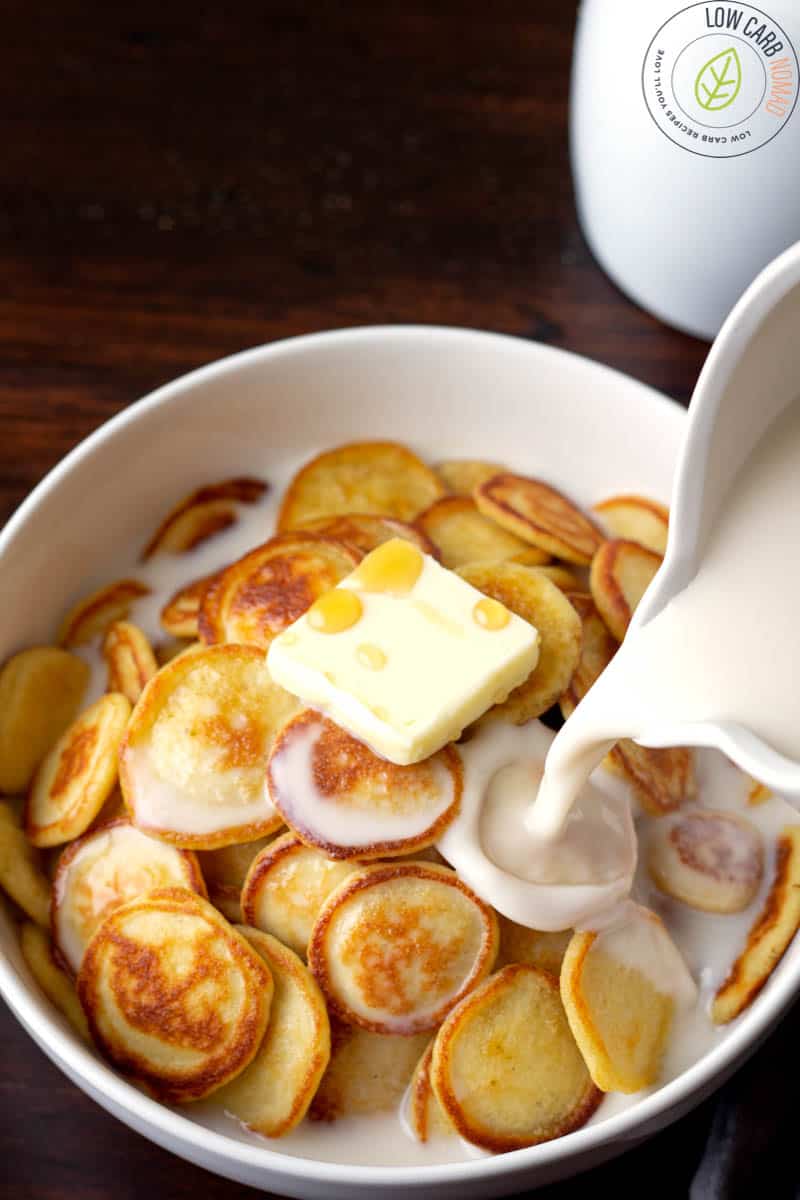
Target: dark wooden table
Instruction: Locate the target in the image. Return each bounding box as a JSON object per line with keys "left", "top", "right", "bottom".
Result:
{"left": 0, "top": 2, "right": 788, "bottom": 1197}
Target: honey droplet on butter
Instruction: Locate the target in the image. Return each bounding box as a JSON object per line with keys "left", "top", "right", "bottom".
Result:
{"left": 357, "top": 643, "right": 387, "bottom": 670}
{"left": 353, "top": 538, "right": 423, "bottom": 596}
{"left": 473, "top": 597, "right": 510, "bottom": 630}
{"left": 307, "top": 588, "right": 363, "bottom": 633}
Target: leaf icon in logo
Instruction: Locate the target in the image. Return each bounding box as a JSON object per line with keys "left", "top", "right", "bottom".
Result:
{"left": 694, "top": 46, "right": 742, "bottom": 111}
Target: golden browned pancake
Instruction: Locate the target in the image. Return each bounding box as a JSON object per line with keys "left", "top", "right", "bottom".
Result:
{"left": 26, "top": 694, "right": 131, "bottom": 848}
{"left": 215, "top": 927, "right": 330, "bottom": 1136}
{"left": 20, "top": 922, "right": 90, "bottom": 1042}
{"left": 77, "top": 887, "right": 272, "bottom": 1103}
{"left": 589, "top": 538, "right": 663, "bottom": 641}
{"left": 277, "top": 441, "right": 445, "bottom": 531}
{"left": 58, "top": 580, "right": 151, "bottom": 647}
{"left": 475, "top": 474, "right": 603, "bottom": 565}
{"left": 141, "top": 477, "right": 267, "bottom": 559}
{"left": 198, "top": 534, "right": 361, "bottom": 649}
{"left": 51, "top": 818, "right": 206, "bottom": 974}
{"left": 713, "top": 826, "right": 800, "bottom": 1024}
{"left": 308, "top": 861, "right": 498, "bottom": 1034}
{"left": 0, "top": 647, "right": 89, "bottom": 793}
{"left": 0, "top": 801, "right": 52, "bottom": 925}
{"left": 241, "top": 832, "right": 360, "bottom": 957}
{"left": 592, "top": 493, "right": 669, "bottom": 554}
{"left": 102, "top": 621, "right": 158, "bottom": 704}
{"left": 434, "top": 459, "right": 507, "bottom": 496}
{"left": 417, "top": 496, "right": 541, "bottom": 569}
{"left": 431, "top": 964, "right": 600, "bottom": 1150}
{"left": 294, "top": 513, "right": 436, "bottom": 557}
{"left": 561, "top": 905, "right": 695, "bottom": 1092}
{"left": 407, "top": 1041, "right": 453, "bottom": 1142}
{"left": 121, "top": 644, "right": 298, "bottom": 849}
{"left": 647, "top": 809, "right": 763, "bottom": 914}
{"left": 160, "top": 575, "right": 217, "bottom": 639}
{"left": 267, "top": 711, "right": 462, "bottom": 860}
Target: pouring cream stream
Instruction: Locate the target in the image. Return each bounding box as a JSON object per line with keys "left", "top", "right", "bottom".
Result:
{"left": 444, "top": 395, "right": 800, "bottom": 932}
{"left": 534, "top": 395, "right": 800, "bottom": 839}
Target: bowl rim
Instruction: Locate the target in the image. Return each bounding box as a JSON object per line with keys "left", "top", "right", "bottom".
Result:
{"left": 1, "top": 323, "right": 796, "bottom": 1186}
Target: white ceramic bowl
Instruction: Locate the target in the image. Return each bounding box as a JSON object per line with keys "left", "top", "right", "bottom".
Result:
{"left": 1, "top": 326, "right": 798, "bottom": 1197}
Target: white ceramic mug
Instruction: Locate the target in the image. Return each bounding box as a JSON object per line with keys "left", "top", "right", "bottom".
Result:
{"left": 571, "top": 0, "right": 800, "bottom": 339}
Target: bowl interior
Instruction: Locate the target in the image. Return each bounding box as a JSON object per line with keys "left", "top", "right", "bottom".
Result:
{"left": 2, "top": 326, "right": 798, "bottom": 1194}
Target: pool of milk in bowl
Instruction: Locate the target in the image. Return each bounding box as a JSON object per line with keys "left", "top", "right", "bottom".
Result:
{"left": 57, "top": 462, "right": 799, "bottom": 1166}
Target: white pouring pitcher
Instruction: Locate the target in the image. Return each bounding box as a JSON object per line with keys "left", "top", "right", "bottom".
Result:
{"left": 571, "top": 0, "right": 800, "bottom": 339}
{"left": 617, "top": 238, "right": 800, "bottom": 793}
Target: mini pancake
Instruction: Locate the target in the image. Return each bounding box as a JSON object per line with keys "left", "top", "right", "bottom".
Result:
{"left": 310, "top": 1021, "right": 430, "bottom": 1120}
{"left": 561, "top": 903, "right": 697, "bottom": 1092}
{"left": 121, "top": 644, "right": 299, "bottom": 849}
{"left": 590, "top": 539, "right": 662, "bottom": 641}
{"left": 278, "top": 441, "right": 446, "bottom": 531}
{"left": 416, "top": 496, "right": 544, "bottom": 569}
{"left": 457, "top": 563, "right": 581, "bottom": 723}
{"left": 198, "top": 533, "right": 361, "bottom": 649}
{"left": 308, "top": 861, "right": 498, "bottom": 1034}
{"left": 141, "top": 477, "right": 267, "bottom": 559}
{"left": 26, "top": 694, "right": 131, "bottom": 848}
{"left": 216, "top": 927, "right": 330, "bottom": 1136}
{"left": 593, "top": 494, "right": 669, "bottom": 554}
{"left": 241, "top": 832, "right": 361, "bottom": 957}
{"left": 561, "top": 599, "right": 616, "bottom": 714}
{"left": 197, "top": 834, "right": 280, "bottom": 922}
{"left": 20, "top": 922, "right": 90, "bottom": 1042}
{"left": 0, "top": 801, "right": 51, "bottom": 925}
{"left": 431, "top": 964, "right": 600, "bottom": 1151}
{"left": 0, "top": 647, "right": 88, "bottom": 794}
{"left": 496, "top": 915, "right": 572, "bottom": 975}
{"left": 407, "top": 1041, "right": 453, "bottom": 1142}
{"left": 293, "top": 513, "right": 436, "bottom": 557}
{"left": 524, "top": 563, "right": 582, "bottom": 590}
{"left": 77, "top": 886, "right": 273, "bottom": 1103}
{"left": 435, "top": 459, "right": 507, "bottom": 496}
{"left": 713, "top": 826, "right": 800, "bottom": 1024}
{"left": 266, "top": 711, "right": 462, "bottom": 860}
{"left": 51, "top": 818, "right": 206, "bottom": 974}
{"left": 58, "top": 580, "right": 151, "bottom": 647}
{"left": 102, "top": 621, "right": 158, "bottom": 705}
{"left": 562, "top": 599, "right": 695, "bottom": 816}
{"left": 647, "top": 809, "right": 764, "bottom": 914}
{"left": 160, "top": 575, "right": 216, "bottom": 639}
{"left": 475, "top": 474, "right": 603, "bottom": 565}
{"left": 612, "top": 741, "right": 695, "bottom": 818}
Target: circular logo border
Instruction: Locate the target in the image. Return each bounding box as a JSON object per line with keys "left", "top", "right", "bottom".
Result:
{"left": 641, "top": 1, "right": 798, "bottom": 159}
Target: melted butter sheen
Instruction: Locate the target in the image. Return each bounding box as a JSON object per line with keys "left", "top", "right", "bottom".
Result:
{"left": 472, "top": 597, "right": 510, "bottom": 631}
{"left": 352, "top": 538, "right": 423, "bottom": 595}
{"left": 307, "top": 588, "right": 363, "bottom": 633}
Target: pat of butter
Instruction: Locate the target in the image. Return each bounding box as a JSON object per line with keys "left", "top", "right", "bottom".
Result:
{"left": 266, "top": 539, "right": 540, "bottom": 765}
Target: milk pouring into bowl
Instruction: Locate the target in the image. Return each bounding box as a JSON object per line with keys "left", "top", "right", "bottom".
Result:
{"left": 444, "top": 242, "right": 800, "bottom": 932}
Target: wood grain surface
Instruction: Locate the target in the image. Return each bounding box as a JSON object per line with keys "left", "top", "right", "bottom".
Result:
{"left": 0, "top": 1, "right": 743, "bottom": 1197}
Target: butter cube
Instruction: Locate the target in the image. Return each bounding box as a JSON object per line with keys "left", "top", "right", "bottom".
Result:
{"left": 266, "top": 540, "right": 539, "bottom": 764}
